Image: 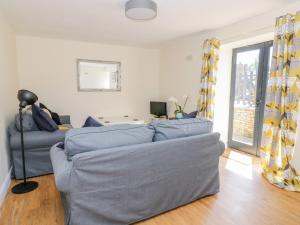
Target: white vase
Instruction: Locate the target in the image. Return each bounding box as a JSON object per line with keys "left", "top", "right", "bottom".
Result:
{"left": 175, "top": 112, "right": 183, "bottom": 119}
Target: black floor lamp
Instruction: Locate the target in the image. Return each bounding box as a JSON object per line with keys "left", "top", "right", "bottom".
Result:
{"left": 12, "top": 90, "right": 39, "bottom": 194}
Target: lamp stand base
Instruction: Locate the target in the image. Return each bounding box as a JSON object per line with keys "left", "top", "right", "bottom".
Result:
{"left": 11, "top": 181, "right": 38, "bottom": 194}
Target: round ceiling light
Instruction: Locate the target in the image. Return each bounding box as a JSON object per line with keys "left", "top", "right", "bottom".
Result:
{"left": 125, "top": 0, "right": 157, "bottom": 20}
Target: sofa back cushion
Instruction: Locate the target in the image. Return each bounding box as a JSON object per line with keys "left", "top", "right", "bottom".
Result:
{"left": 65, "top": 124, "right": 155, "bottom": 160}
{"left": 150, "top": 118, "right": 213, "bottom": 141}
{"left": 15, "top": 111, "right": 40, "bottom": 132}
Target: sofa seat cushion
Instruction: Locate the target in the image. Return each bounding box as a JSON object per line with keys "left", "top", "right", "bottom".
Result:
{"left": 10, "top": 130, "right": 68, "bottom": 151}
{"left": 150, "top": 118, "right": 213, "bottom": 141}
{"left": 65, "top": 124, "right": 154, "bottom": 160}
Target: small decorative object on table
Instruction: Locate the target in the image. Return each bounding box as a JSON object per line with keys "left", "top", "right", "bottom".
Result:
{"left": 168, "top": 95, "right": 189, "bottom": 119}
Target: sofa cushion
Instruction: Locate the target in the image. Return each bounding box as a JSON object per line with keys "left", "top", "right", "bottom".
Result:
{"left": 83, "top": 116, "right": 103, "bottom": 127}
{"left": 40, "top": 103, "right": 62, "bottom": 125}
{"left": 150, "top": 118, "right": 213, "bottom": 141}
{"left": 32, "top": 104, "right": 58, "bottom": 132}
{"left": 15, "top": 111, "right": 40, "bottom": 132}
{"left": 182, "top": 111, "right": 198, "bottom": 119}
{"left": 65, "top": 124, "right": 155, "bottom": 160}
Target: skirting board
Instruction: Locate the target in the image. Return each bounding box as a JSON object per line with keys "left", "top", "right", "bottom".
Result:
{"left": 0, "top": 167, "right": 12, "bottom": 207}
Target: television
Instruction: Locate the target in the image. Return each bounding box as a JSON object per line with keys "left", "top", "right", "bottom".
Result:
{"left": 150, "top": 101, "right": 167, "bottom": 118}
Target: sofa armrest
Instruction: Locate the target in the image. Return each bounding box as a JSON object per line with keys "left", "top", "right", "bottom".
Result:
{"left": 219, "top": 141, "right": 225, "bottom": 156}
{"left": 8, "top": 123, "right": 18, "bottom": 137}
{"left": 60, "top": 115, "right": 71, "bottom": 125}
{"left": 50, "top": 144, "right": 73, "bottom": 192}
{"left": 10, "top": 130, "right": 67, "bottom": 150}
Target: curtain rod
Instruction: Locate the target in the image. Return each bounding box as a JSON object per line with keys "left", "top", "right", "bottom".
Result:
{"left": 219, "top": 25, "right": 274, "bottom": 43}
{"left": 220, "top": 12, "right": 300, "bottom": 43}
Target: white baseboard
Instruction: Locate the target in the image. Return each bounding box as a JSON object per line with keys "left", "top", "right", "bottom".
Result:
{"left": 0, "top": 167, "right": 12, "bottom": 208}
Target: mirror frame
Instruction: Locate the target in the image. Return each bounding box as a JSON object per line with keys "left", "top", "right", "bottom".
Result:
{"left": 77, "top": 59, "right": 121, "bottom": 92}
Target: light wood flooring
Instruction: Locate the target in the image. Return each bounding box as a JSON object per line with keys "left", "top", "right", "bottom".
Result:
{"left": 0, "top": 149, "right": 300, "bottom": 225}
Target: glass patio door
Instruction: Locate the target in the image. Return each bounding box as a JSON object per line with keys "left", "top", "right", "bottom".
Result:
{"left": 228, "top": 41, "right": 273, "bottom": 156}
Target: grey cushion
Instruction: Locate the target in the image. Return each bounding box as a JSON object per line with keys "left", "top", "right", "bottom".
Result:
{"left": 65, "top": 124, "right": 155, "bottom": 160}
{"left": 15, "top": 112, "right": 39, "bottom": 132}
{"left": 150, "top": 118, "right": 213, "bottom": 141}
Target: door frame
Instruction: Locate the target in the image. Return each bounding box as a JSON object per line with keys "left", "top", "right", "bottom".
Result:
{"left": 227, "top": 41, "right": 273, "bottom": 156}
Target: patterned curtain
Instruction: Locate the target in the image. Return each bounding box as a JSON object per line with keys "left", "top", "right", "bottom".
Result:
{"left": 260, "top": 12, "right": 300, "bottom": 192}
{"left": 197, "top": 38, "right": 220, "bottom": 120}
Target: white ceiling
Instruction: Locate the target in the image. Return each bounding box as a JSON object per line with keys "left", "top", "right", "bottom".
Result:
{"left": 0, "top": 0, "right": 294, "bottom": 47}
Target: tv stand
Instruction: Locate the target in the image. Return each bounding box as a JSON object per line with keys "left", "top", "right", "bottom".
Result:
{"left": 155, "top": 116, "right": 168, "bottom": 119}
{"left": 153, "top": 115, "right": 168, "bottom": 119}
{"left": 98, "top": 115, "right": 145, "bottom": 125}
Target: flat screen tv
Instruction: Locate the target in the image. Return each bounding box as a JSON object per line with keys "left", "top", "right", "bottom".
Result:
{"left": 150, "top": 101, "right": 167, "bottom": 118}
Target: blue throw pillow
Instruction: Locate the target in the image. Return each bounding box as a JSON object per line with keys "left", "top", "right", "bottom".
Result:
{"left": 32, "top": 104, "right": 58, "bottom": 132}
{"left": 83, "top": 116, "right": 103, "bottom": 127}
{"left": 183, "top": 111, "right": 198, "bottom": 119}
{"left": 39, "top": 103, "right": 62, "bottom": 125}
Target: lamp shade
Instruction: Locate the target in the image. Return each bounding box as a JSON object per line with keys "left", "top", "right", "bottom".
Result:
{"left": 18, "top": 90, "right": 38, "bottom": 108}
{"left": 125, "top": 0, "right": 157, "bottom": 20}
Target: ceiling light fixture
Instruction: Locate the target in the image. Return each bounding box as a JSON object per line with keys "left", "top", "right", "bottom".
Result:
{"left": 125, "top": 0, "right": 157, "bottom": 21}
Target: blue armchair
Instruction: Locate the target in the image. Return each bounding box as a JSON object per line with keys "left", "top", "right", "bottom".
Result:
{"left": 8, "top": 115, "right": 72, "bottom": 179}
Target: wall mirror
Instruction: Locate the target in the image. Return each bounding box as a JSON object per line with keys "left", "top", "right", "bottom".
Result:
{"left": 77, "top": 59, "right": 121, "bottom": 91}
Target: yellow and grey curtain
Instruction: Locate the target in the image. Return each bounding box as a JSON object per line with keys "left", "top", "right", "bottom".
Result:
{"left": 261, "top": 12, "right": 300, "bottom": 192}
{"left": 197, "top": 38, "right": 220, "bottom": 120}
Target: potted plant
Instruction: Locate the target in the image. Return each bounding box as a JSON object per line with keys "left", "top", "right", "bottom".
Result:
{"left": 168, "top": 95, "right": 189, "bottom": 119}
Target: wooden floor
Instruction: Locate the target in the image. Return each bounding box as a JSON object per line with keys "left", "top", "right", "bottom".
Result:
{"left": 1, "top": 149, "right": 300, "bottom": 225}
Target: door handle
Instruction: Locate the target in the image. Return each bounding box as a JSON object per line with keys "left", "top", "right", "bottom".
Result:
{"left": 256, "top": 99, "right": 262, "bottom": 106}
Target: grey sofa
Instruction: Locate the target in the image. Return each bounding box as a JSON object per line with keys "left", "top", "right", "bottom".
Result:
{"left": 8, "top": 115, "right": 72, "bottom": 179}
{"left": 50, "top": 119, "right": 225, "bottom": 225}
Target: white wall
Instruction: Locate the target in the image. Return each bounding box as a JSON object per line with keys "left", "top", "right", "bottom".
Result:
{"left": 16, "top": 36, "right": 160, "bottom": 127}
{"left": 0, "top": 11, "right": 18, "bottom": 204}
{"left": 159, "top": 1, "right": 300, "bottom": 146}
